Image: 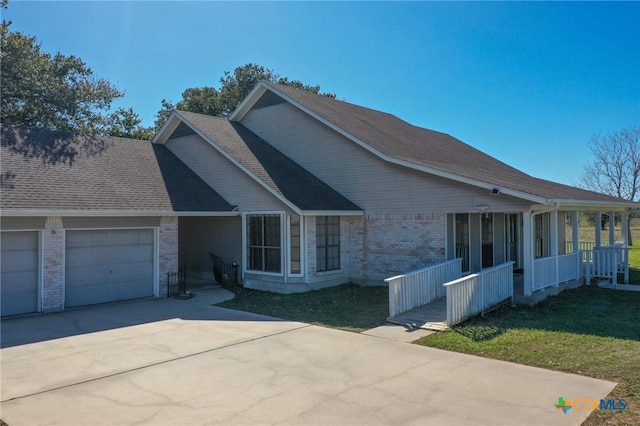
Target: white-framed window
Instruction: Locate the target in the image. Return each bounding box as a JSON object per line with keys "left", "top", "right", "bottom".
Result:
{"left": 289, "top": 214, "right": 302, "bottom": 275}
{"left": 316, "top": 216, "right": 340, "bottom": 272}
{"left": 246, "top": 214, "right": 282, "bottom": 273}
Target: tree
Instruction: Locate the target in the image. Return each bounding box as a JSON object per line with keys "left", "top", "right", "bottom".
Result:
{"left": 580, "top": 126, "right": 640, "bottom": 244}
{"left": 154, "top": 63, "right": 336, "bottom": 131}
{"left": 103, "top": 107, "right": 154, "bottom": 141}
{"left": 1, "top": 22, "right": 122, "bottom": 134}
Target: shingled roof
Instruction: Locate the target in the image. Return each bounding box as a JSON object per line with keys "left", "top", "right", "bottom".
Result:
{"left": 173, "top": 111, "right": 361, "bottom": 212}
{"left": 244, "top": 82, "right": 633, "bottom": 206}
{"left": 1, "top": 126, "right": 235, "bottom": 213}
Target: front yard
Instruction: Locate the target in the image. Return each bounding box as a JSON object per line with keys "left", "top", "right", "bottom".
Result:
{"left": 415, "top": 286, "right": 640, "bottom": 425}
{"left": 218, "top": 283, "right": 389, "bottom": 332}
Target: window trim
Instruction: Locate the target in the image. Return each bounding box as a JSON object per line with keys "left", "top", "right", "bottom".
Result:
{"left": 287, "top": 214, "right": 304, "bottom": 277}
{"left": 316, "top": 215, "right": 341, "bottom": 272}
{"left": 242, "top": 212, "right": 285, "bottom": 277}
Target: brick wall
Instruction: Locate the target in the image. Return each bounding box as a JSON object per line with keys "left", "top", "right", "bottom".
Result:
{"left": 42, "top": 216, "right": 64, "bottom": 312}
{"left": 305, "top": 214, "right": 446, "bottom": 286}
{"left": 159, "top": 216, "right": 179, "bottom": 296}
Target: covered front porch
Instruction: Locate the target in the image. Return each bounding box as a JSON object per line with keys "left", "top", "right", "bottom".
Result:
{"left": 388, "top": 206, "right": 633, "bottom": 327}
{"left": 520, "top": 208, "right": 631, "bottom": 299}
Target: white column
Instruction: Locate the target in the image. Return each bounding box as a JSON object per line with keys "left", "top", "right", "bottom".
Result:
{"left": 621, "top": 211, "right": 629, "bottom": 247}
{"left": 550, "top": 210, "right": 559, "bottom": 286}
{"left": 571, "top": 211, "right": 579, "bottom": 254}
{"left": 609, "top": 211, "right": 616, "bottom": 245}
{"left": 572, "top": 211, "right": 581, "bottom": 281}
{"left": 621, "top": 211, "right": 629, "bottom": 284}
{"left": 523, "top": 212, "right": 533, "bottom": 296}
{"left": 595, "top": 211, "right": 602, "bottom": 249}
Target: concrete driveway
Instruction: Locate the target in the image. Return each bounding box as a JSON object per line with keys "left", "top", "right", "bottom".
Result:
{"left": 1, "top": 288, "right": 615, "bottom": 426}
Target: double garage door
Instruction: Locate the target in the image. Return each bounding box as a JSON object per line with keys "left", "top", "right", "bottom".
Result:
{"left": 1, "top": 228, "right": 155, "bottom": 316}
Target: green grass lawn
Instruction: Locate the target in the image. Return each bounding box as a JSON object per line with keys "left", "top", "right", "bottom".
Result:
{"left": 217, "top": 283, "right": 389, "bottom": 332}
{"left": 415, "top": 286, "right": 640, "bottom": 425}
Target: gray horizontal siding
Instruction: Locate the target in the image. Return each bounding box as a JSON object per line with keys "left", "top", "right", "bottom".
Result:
{"left": 62, "top": 217, "right": 161, "bottom": 229}
{"left": 165, "top": 134, "right": 289, "bottom": 212}
{"left": 241, "top": 102, "right": 532, "bottom": 214}
{"left": 0, "top": 217, "right": 46, "bottom": 231}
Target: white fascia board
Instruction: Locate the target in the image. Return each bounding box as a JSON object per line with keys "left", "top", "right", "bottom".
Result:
{"left": 546, "top": 200, "right": 638, "bottom": 211}
{"left": 171, "top": 113, "right": 304, "bottom": 215}
{"left": 300, "top": 210, "right": 364, "bottom": 217}
{"left": 152, "top": 112, "right": 183, "bottom": 145}
{"left": 229, "top": 83, "right": 269, "bottom": 121}
{"left": 2, "top": 210, "right": 239, "bottom": 217}
{"left": 247, "top": 84, "right": 551, "bottom": 205}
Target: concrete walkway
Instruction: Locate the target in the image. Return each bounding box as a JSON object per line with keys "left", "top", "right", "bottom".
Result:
{"left": 1, "top": 289, "right": 616, "bottom": 425}
{"left": 387, "top": 296, "right": 448, "bottom": 331}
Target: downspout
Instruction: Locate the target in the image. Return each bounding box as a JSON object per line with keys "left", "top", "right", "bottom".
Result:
{"left": 528, "top": 203, "right": 560, "bottom": 294}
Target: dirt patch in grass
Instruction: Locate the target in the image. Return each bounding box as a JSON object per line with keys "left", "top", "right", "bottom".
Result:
{"left": 217, "top": 283, "right": 389, "bottom": 333}
{"left": 415, "top": 286, "right": 640, "bottom": 425}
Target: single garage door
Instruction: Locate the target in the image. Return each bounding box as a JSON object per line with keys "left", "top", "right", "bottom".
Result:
{"left": 65, "top": 229, "right": 154, "bottom": 308}
{"left": 1, "top": 231, "right": 39, "bottom": 316}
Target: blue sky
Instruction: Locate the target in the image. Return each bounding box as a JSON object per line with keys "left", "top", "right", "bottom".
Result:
{"left": 4, "top": 1, "right": 639, "bottom": 186}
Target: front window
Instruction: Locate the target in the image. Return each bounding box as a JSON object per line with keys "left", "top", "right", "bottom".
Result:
{"left": 290, "top": 215, "right": 301, "bottom": 274}
{"left": 247, "top": 214, "right": 281, "bottom": 273}
{"left": 316, "top": 216, "right": 340, "bottom": 272}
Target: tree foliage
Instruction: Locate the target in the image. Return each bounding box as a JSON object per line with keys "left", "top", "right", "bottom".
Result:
{"left": 1, "top": 11, "right": 152, "bottom": 140}
{"left": 103, "top": 107, "right": 154, "bottom": 140}
{"left": 1, "top": 22, "right": 122, "bottom": 134}
{"left": 154, "top": 63, "right": 335, "bottom": 131}
{"left": 580, "top": 126, "right": 640, "bottom": 202}
{"left": 580, "top": 126, "right": 640, "bottom": 244}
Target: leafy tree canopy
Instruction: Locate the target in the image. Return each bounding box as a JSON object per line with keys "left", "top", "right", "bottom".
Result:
{"left": 1, "top": 12, "right": 152, "bottom": 140}
{"left": 154, "top": 63, "right": 335, "bottom": 131}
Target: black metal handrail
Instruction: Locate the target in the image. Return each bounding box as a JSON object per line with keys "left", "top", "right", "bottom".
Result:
{"left": 167, "top": 263, "right": 187, "bottom": 297}
{"left": 209, "top": 252, "right": 239, "bottom": 286}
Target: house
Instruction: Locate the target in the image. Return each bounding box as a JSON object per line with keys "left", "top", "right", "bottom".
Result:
{"left": 1, "top": 82, "right": 635, "bottom": 317}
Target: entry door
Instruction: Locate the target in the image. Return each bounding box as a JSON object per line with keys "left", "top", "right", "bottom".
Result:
{"left": 506, "top": 214, "right": 519, "bottom": 266}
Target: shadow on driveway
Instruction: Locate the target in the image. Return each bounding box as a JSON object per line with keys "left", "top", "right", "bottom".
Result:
{"left": 1, "top": 288, "right": 283, "bottom": 348}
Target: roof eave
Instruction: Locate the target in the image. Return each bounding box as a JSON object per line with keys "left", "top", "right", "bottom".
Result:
{"left": 152, "top": 111, "right": 183, "bottom": 145}
{"left": 229, "top": 82, "right": 270, "bottom": 121}
{"left": 300, "top": 210, "right": 364, "bottom": 216}
{"left": 547, "top": 199, "right": 638, "bottom": 211}
{"left": 0, "top": 210, "right": 239, "bottom": 217}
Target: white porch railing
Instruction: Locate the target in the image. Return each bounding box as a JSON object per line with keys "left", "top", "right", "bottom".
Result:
{"left": 558, "top": 252, "right": 580, "bottom": 283}
{"left": 583, "top": 244, "right": 629, "bottom": 285}
{"left": 533, "top": 257, "right": 556, "bottom": 291}
{"left": 565, "top": 241, "right": 596, "bottom": 253}
{"left": 385, "top": 258, "right": 462, "bottom": 317}
{"left": 444, "top": 261, "right": 514, "bottom": 326}
{"left": 533, "top": 252, "right": 581, "bottom": 292}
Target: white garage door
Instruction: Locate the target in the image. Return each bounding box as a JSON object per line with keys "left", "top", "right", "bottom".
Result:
{"left": 1, "top": 231, "right": 39, "bottom": 316}
{"left": 65, "top": 229, "right": 155, "bottom": 308}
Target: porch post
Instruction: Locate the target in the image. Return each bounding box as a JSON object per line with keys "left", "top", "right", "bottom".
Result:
{"left": 571, "top": 211, "right": 579, "bottom": 254}
{"left": 522, "top": 211, "right": 533, "bottom": 296}
{"left": 609, "top": 211, "right": 616, "bottom": 246}
{"left": 621, "top": 211, "right": 629, "bottom": 283}
{"left": 595, "top": 211, "right": 602, "bottom": 249}
{"left": 550, "top": 210, "right": 559, "bottom": 287}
